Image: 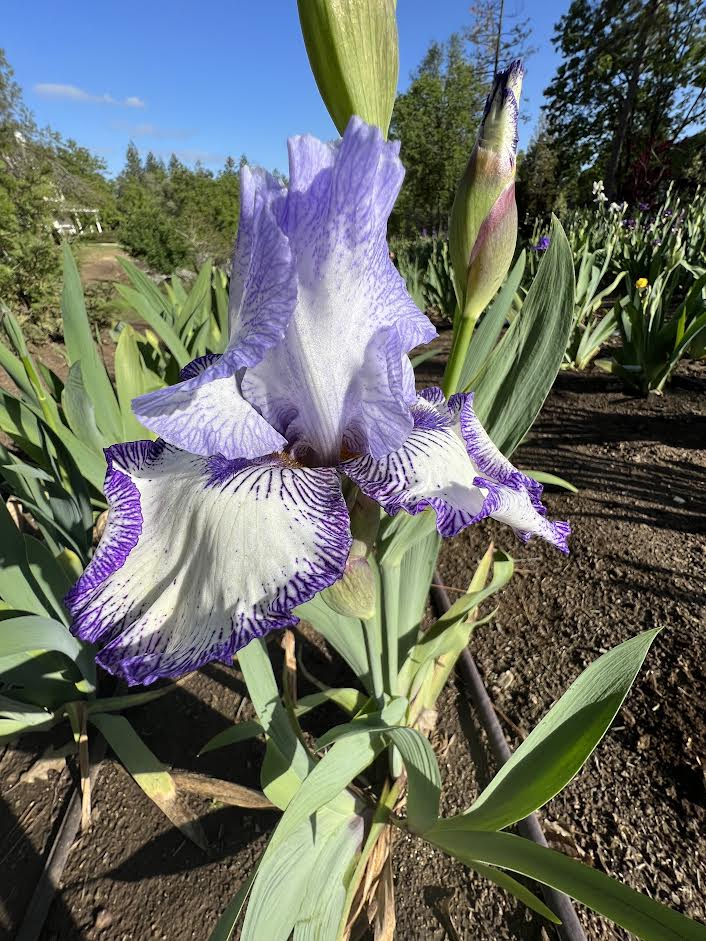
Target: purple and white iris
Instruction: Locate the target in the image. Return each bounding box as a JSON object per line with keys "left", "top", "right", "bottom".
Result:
{"left": 67, "top": 118, "right": 569, "bottom": 686}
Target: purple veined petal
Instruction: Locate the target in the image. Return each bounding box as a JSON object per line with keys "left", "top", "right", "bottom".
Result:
{"left": 242, "top": 116, "right": 436, "bottom": 464}
{"left": 225, "top": 166, "right": 296, "bottom": 368}
{"left": 66, "top": 441, "right": 352, "bottom": 685}
{"left": 342, "top": 388, "right": 569, "bottom": 553}
{"left": 132, "top": 355, "right": 286, "bottom": 460}
{"left": 451, "top": 391, "right": 544, "bottom": 507}
{"left": 131, "top": 163, "right": 297, "bottom": 459}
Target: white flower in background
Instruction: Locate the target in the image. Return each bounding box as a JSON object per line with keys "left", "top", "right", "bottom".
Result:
{"left": 592, "top": 180, "right": 607, "bottom": 203}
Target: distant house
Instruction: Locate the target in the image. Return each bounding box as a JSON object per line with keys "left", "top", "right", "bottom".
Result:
{"left": 47, "top": 193, "right": 103, "bottom": 237}
{"left": 12, "top": 131, "right": 104, "bottom": 238}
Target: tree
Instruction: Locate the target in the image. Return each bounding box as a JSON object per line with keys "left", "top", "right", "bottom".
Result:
{"left": 464, "top": 0, "right": 534, "bottom": 83}
{"left": 115, "top": 145, "right": 242, "bottom": 273}
{"left": 116, "top": 144, "right": 188, "bottom": 272}
{"left": 0, "top": 49, "right": 60, "bottom": 312}
{"left": 543, "top": 0, "right": 706, "bottom": 199}
{"left": 389, "top": 34, "right": 485, "bottom": 237}
{"left": 516, "top": 119, "right": 569, "bottom": 219}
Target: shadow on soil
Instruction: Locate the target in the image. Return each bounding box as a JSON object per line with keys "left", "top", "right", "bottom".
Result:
{"left": 0, "top": 665, "right": 271, "bottom": 937}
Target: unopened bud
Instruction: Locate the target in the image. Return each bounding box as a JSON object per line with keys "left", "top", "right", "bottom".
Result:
{"left": 349, "top": 491, "right": 380, "bottom": 552}
{"left": 450, "top": 60, "right": 523, "bottom": 321}
{"left": 297, "top": 0, "right": 399, "bottom": 137}
{"left": 323, "top": 540, "right": 376, "bottom": 620}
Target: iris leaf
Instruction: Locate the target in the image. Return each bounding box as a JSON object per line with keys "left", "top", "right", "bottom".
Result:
{"left": 472, "top": 217, "right": 574, "bottom": 457}
{"left": 426, "top": 829, "right": 706, "bottom": 941}
{"left": 437, "top": 629, "right": 660, "bottom": 833}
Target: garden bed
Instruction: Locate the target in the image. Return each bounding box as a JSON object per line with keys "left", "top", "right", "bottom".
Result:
{"left": 1, "top": 366, "right": 705, "bottom": 941}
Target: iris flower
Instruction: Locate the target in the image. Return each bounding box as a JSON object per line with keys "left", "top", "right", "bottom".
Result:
{"left": 531, "top": 235, "right": 551, "bottom": 252}
{"left": 67, "top": 118, "right": 569, "bottom": 685}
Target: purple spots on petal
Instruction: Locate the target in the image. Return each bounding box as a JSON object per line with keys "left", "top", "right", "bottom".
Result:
{"left": 65, "top": 440, "right": 159, "bottom": 638}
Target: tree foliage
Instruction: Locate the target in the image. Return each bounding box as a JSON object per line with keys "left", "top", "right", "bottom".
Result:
{"left": 543, "top": 0, "right": 706, "bottom": 200}
{"left": 0, "top": 49, "right": 61, "bottom": 312}
{"left": 115, "top": 146, "right": 242, "bottom": 273}
{"left": 389, "top": 5, "right": 533, "bottom": 239}
{"left": 517, "top": 119, "right": 569, "bottom": 219}
{"left": 389, "top": 35, "right": 485, "bottom": 238}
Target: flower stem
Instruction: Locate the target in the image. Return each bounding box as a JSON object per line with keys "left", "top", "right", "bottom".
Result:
{"left": 363, "top": 615, "right": 385, "bottom": 707}
{"left": 442, "top": 306, "right": 479, "bottom": 398}
{"left": 382, "top": 562, "right": 400, "bottom": 697}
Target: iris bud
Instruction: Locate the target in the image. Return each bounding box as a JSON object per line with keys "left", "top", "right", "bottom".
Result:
{"left": 449, "top": 60, "right": 523, "bottom": 324}
{"left": 297, "top": 0, "right": 399, "bottom": 137}
{"left": 349, "top": 490, "right": 380, "bottom": 553}
{"left": 323, "top": 539, "right": 376, "bottom": 620}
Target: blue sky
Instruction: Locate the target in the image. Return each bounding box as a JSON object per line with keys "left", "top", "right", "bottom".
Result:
{"left": 3, "top": 0, "right": 568, "bottom": 177}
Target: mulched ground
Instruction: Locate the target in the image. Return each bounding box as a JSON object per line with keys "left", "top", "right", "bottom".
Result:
{"left": 1, "top": 362, "right": 705, "bottom": 941}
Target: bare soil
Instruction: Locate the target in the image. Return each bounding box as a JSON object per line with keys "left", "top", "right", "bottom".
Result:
{"left": 75, "top": 244, "right": 132, "bottom": 286}
{"left": 1, "top": 363, "right": 705, "bottom": 941}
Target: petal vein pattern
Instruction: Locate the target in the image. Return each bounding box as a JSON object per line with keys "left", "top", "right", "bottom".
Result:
{"left": 132, "top": 166, "right": 296, "bottom": 459}
{"left": 342, "top": 389, "right": 570, "bottom": 552}
{"left": 67, "top": 442, "right": 351, "bottom": 685}
{"left": 243, "top": 119, "right": 436, "bottom": 463}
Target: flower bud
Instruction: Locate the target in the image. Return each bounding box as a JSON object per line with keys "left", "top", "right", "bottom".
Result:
{"left": 349, "top": 490, "right": 380, "bottom": 552}
{"left": 449, "top": 60, "right": 524, "bottom": 322}
{"left": 297, "top": 0, "right": 399, "bottom": 137}
{"left": 323, "top": 539, "right": 376, "bottom": 620}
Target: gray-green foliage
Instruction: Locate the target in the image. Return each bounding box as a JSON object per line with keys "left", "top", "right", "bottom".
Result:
{"left": 0, "top": 246, "right": 226, "bottom": 500}
{"left": 564, "top": 238, "right": 624, "bottom": 370}
{"left": 457, "top": 218, "right": 575, "bottom": 455}
{"left": 524, "top": 185, "right": 706, "bottom": 379}
{"left": 212, "top": 553, "right": 698, "bottom": 941}
{"left": 609, "top": 270, "right": 706, "bottom": 393}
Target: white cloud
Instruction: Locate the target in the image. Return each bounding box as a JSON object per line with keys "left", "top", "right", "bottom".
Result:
{"left": 112, "top": 121, "right": 192, "bottom": 139}
{"left": 34, "top": 83, "right": 145, "bottom": 108}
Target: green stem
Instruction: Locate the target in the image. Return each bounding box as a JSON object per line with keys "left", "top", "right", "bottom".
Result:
{"left": 362, "top": 616, "right": 385, "bottom": 707}
{"left": 382, "top": 563, "right": 400, "bottom": 697}
{"left": 442, "top": 307, "right": 480, "bottom": 398}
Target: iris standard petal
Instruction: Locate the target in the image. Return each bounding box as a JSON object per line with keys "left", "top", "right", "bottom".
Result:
{"left": 225, "top": 166, "right": 296, "bottom": 367}
{"left": 133, "top": 355, "right": 286, "bottom": 460}
{"left": 66, "top": 440, "right": 351, "bottom": 685}
{"left": 132, "top": 165, "right": 297, "bottom": 458}
{"left": 242, "top": 116, "right": 436, "bottom": 463}
{"left": 342, "top": 388, "right": 569, "bottom": 552}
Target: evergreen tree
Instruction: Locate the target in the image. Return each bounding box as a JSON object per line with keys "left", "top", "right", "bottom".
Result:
{"left": 115, "top": 145, "right": 242, "bottom": 273}
{"left": 543, "top": 0, "right": 706, "bottom": 199}
{"left": 516, "top": 119, "right": 568, "bottom": 219}
{"left": 389, "top": 34, "right": 485, "bottom": 237}
{"left": 0, "top": 49, "right": 60, "bottom": 311}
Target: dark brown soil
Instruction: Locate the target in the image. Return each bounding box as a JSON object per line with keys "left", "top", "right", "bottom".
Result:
{"left": 1, "top": 365, "right": 705, "bottom": 941}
